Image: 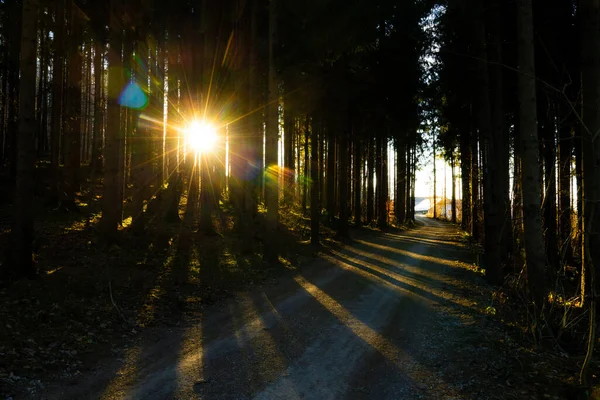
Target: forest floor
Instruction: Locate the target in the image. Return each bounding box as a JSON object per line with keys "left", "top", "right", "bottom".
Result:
{"left": 0, "top": 203, "right": 598, "bottom": 398}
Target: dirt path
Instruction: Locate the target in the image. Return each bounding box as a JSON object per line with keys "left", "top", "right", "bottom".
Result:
{"left": 45, "top": 216, "right": 526, "bottom": 400}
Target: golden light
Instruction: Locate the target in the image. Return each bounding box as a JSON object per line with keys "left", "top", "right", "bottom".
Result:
{"left": 185, "top": 120, "right": 218, "bottom": 153}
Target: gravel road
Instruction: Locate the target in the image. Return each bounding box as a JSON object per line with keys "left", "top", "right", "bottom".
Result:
{"left": 51, "top": 216, "right": 506, "bottom": 400}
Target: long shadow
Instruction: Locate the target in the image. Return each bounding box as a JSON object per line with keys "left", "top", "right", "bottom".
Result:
{"left": 352, "top": 236, "right": 478, "bottom": 277}
{"left": 325, "top": 250, "right": 482, "bottom": 319}
{"left": 47, "top": 215, "right": 483, "bottom": 399}
{"left": 340, "top": 240, "right": 482, "bottom": 296}
{"left": 282, "top": 244, "right": 488, "bottom": 398}
{"left": 338, "top": 245, "right": 459, "bottom": 290}
{"left": 86, "top": 230, "right": 194, "bottom": 399}
{"left": 39, "top": 225, "right": 181, "bottom": 399}
{"left": 266, "top": 263, "right": 446, "bottom": 399}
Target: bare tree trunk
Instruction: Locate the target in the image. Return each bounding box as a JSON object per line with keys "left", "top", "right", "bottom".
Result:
{"left": 575, "top": 127, "right": 583, "bottom": 262}
{"left": 410, "top": 144, "right": 416, "bottom": 219}
{"left": 326, "top": 127, "right": 335, "bottom": 224}
{"left": 338, "top": 127, "right": 349, "bottom": 237}
{"left": 433, "top": 132, "right": 437, "bottom": 219}
{"left": 517, "top": 0, "right": 547, "bottom": 312}
{"left": 487, "top": 0, "right": 511, "bottom": 281}
{"left": 472, "top": 0, "right": 503, "bottom": 284}
{"left": 36, "top": 15, "right": 47, "bottom": 157}
{"left": 310, "top": 114, "right": 319, "bottom": 245}
{"left": 378, "top": 131, "right": 388, "bottom": 228}
{"left": 8, "top": 0, "right": 38, "bottom": 278}
{"left": 512, "top": 118, "right": 525, "bottom": 272}
{"left": 405, "top": 144, "right": 412, "bottom": 223}
{"left": 164, "top": 23, "right": 182, "bottom": 223}
{"left": 396, "top": 138, "right": 406, "bottom": 225}
{"left": 302, "top": 118, "right": 309, "bottom": 214}
{"left": 101, "top": 0, "right": 123, "bottom": 243}
{"left": 50, "top": 0, "right": 65, "bottom": 202}
{"left": 283, "top": 101, "right": 294, "bottom": 204}
{"left": 451, "top": 152, "right": 457, "bottom": 224}
{"left": 470, "top": 124, "right": 480, "bottom": 241}
{"left": 62, "top": 2, "right": 82, "bottom": 210}
{"left": 558, "top": 104, "right": 573, "bottom": 266}
{"left": 7, "top": 0, "right": 22, "bottom": 185}
{"left": 354, "top": 136, "right": 361, "bottom": 225}
{"left": 540, "top": 100, "right": 559, "bottom": 275}
{"left": 367, "top": 135, "right": 374, "bottom": 223}
{"left": 92, "top": 35, "right": 104, "bottom": 172}
{"left": 460, "top": 129, "right": 471, "bottom": 231}
{"left": 376, "top": 131, "right": 382, "bottom": 223}
{"left": 130, "top": 39, "right": 148, "bottom": 235}
{"left": 579, "top": 0, "right": 600, "bottom": 388}
{"left": 264, "top": 0, "right": 279, "bottom": 261}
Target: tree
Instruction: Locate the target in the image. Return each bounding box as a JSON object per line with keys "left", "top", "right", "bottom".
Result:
{"left": 517, "top": 0, "right": 546, "bottom": 312}
{"left": 62, "top": 1, "right": 83, "bottom": 211}
{"left": 310, "top": 115, "right": 319, "bottom": 245}
{"left": 264, "top": 0, "right": 279, "bottom": 261}
{"left": 579, "top": 0, "right": 600, "bottom": 387}
{"left": 101, "top": 0, "right": 124, "bottom": 243}
{"left": 8, "top": 0, "right": 39, "bottom": 279}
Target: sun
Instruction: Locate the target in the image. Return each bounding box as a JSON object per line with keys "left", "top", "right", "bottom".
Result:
{"left": 185, "top": 120, "right": 218, "bottom": 153}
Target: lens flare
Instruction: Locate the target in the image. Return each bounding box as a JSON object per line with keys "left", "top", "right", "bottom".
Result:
{"left": 118, "top": 82, "right": 148, "bottom": 110}
{"left": 186, "top": 121, "right": 218, "bottom": 153}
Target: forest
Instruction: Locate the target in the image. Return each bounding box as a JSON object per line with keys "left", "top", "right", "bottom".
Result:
{"left": 1, "top": 0, "right": 599, "bottom": 398}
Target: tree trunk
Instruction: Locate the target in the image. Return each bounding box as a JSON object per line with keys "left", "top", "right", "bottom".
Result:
{"left": 460, "top": 129, "right": 471, "bottom": 231}
{"left": 264, "top": 0, "right": 279, "bottom": 261}
{"left": 36, "top": 16, "right": 47, "bottom": 157}
{"left": 410, "top": 144, "right": 416, "bottom": 219}
{"left": 338, "top": 128, "right": 349, "bottom": 237}
{"left": 92, "top": 37, "right": 104, "bottom": 172}
{"left": 512, "top": 118, "right": 525, "bottom": 271}
{"left": 540, "top": 100, "right": 559, "bottom": 275}
{"left": 130, "top": 39, "right": 147, "bottom": 235}
{"left": 405, "top": 144, "right": 412, "bottom": 222}
{"left": 557, "top": 104, "right": 573, "bottom": 266}
{"left": 396, "top": 138, "right": 406, "bottom": 225}
{"left": 488, "top": 0, "right": 511, "bottom": 281}
{"left": 8, "top": 0, "right": 38, "bottom": 278}
{"left": 378, "top": 131, "right": 388, "bottom": 228}
{"left": 310, "top": 114, "right": 319, "bottom": 245}
{"left": 7, "top": 0, "right": 22, "bottom": 185}
{"left": 451, "top": 153, "right": 457, "bottom": 224}
{"left": 302, "top": 118, "right": 309, "bottom": 214}
{"left": 62, "top": 2, "right": 82, "bottom": 210}
{"left": 579, "top": 0, "right": 600, "bottom": 387}
{"left": 354, "top": 136, "right": 362, "bottom": 225}
{"left": 517, "top": 0, "right": 547, "bottom": 311}
{"left": 376, "top": 131, "right": 382, "bottom": 223}
{"left": 470, "top": 124, "right": 480, "bottom": 241}
{"left": 164, "top": 23, "right": 182, "bottom": 223}
{"left": 284, "top": 102, "right": 294, "bottom": 204}
{"left": 100, "top": 0, "right": 123, "bottom": 243}
{"left": 433, "top": 132, "right": 437, "bottom": 219}
{"left": 50, "top": 0, "right": 65, "bottom": 202}
{"left": 367, "top": 135, "right": 374, "bottom": 223}
{"left": 326, "top": 127, "right": 336, "bottom": 224}
{"left": 575, "top": 126, "right": 583, "bottom": 262}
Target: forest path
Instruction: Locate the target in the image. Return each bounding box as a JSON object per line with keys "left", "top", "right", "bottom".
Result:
{"left": 50, "top": 216, "right": 511, "bottom": 400}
